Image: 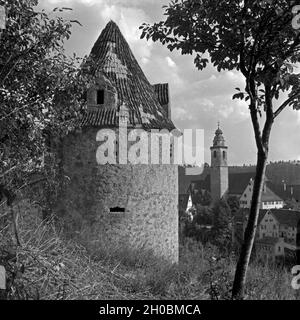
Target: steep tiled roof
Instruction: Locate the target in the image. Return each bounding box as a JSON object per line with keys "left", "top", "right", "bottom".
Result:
{"left": 268, "top": 182, "right": 300, "bottom": 202}
{"left": 228, "top": 172, "right": 255, "bottom": 195}
{"left": 261, "top": 187, "right": 283, "bottom": 202}
{"left": 191, "top": 172, "right": 255, "bottom": 196}
{"left": 189, "top": 170, "right": 283, "bottom": 205}
{"left": 81, "top": 21, "right": 175, "bottom": 130}
{"left": 270, "top": 209, "right": 300, "bottom": 227}
{"left": 178, "top": 167, "right": 202, "bottom": 195}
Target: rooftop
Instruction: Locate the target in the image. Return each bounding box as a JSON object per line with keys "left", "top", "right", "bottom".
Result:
{"left": 267, "top": 209, "right": 300, "bottom": 227}
{"left": 80, "top": 21, "right": 175, "bottom": 131}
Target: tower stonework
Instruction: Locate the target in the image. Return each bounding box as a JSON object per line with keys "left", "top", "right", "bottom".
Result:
{"left": 60, "top": 21, "right": 179, "bottom": 264}
{"left": 210, "top": 125, "right": 229, "bottom": 203}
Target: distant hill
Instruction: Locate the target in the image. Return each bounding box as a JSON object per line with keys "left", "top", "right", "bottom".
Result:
{"left": 266, "top": 162, "right": 300, "bottom": 185}
{"left": 230, "top": 162, "right": 300, "bottom": 185}
{"left": 179, "top": 161, "right": 300, "bottom": 187}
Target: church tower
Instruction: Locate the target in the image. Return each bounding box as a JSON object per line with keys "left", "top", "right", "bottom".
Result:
{"left": 210, "top": 124, "right": 229, "bottom": 203}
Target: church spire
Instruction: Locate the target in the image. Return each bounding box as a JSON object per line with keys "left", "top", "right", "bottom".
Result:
{"left": 210, "top": 124, "right": 229, "bottom": 203}
{"left": 213, "top": 122, "right": 226, "bottom": 147}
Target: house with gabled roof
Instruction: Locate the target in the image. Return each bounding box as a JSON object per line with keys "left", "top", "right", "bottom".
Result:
{"left": 239, "top": 178, "right": 284, "bottom": 209}
{"left": 255, "top": 237, "right": 286, "bottom": 262}
{"left": 256, "top": 209, "right": 300, "bottom": 262}
{"left": 234, "top": 208, "right": 300, "bottom": 262}
{"left": 258, "top": 209, "right": 300, "bottom": 242}
{"left": 59, "top": 21, "right": 179, "bottom": 263}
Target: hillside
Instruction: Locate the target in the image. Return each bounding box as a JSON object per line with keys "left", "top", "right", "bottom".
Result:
{"left": 0, "top": 201, "right": 297, "bottom": 300}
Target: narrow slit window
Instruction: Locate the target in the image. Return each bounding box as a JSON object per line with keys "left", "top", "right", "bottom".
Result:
{"left": 97, "top": 90, "right": 105, "bottom": 105}
{"left": 110, "top": 207, "right": 125, "bottom": 213}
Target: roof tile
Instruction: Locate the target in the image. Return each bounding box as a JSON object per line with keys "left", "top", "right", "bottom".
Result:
{"left": 81, "top": 21, "right": 175, "bottom": 131}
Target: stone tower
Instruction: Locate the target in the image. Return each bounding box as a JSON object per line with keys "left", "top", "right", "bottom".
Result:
{"left": 210, "top": 124, "right": 229, "bottom": 203}
{"left": 60, "top": 21, "right": 179, "bottom": 263}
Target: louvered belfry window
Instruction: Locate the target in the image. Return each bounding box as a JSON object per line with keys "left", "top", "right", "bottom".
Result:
{"left": 97, "top": 89, "right": 105, "bottom": 105}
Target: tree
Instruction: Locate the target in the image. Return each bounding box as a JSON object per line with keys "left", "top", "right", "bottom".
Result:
{"left": 193, "top": 189, "right": 212, "bottom": 206}
{"left": 211, "top": 199, "right": 233, "bottom": 252}
{"left": 227, "top": 196, "right": 240, "bottom": 214}
{"left": 141, "top": 0, "right": 300, "bottom": 299}
{"left": 183, "top": 205, "right": 213, "bottom": 243}
{"left": 284, "top": 199, "right": 300, "bottom": 211}
{"left": 0, "top": 0, "right": 92, "bottom": 213}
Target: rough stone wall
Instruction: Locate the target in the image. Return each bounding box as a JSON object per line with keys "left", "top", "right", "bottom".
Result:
{"left": 60, "top": 127, "right": 179, "bottom": 263}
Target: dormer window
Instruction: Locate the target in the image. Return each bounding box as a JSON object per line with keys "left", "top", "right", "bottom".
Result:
{"left": 97, "top": 89, "right": 105, "bottom": 105}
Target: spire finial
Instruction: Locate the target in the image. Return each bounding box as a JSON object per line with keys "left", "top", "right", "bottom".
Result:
{"left": 217, "top": 121, "right": 220, "bottom": 130}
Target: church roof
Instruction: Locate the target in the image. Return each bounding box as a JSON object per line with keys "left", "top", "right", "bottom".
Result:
{"left": 228, "top": 172, "right": 255, "bottom": 195}
{"left": 189, "top": 171, "right": 283, "bottom": 202}
{"left": 191, "top": 172, "right": 255, "bottom": 195}
{"left": 178, "top": 167, "right": 201, "bottom": 195}
{"left": 80, "top": 21, "right": 175, "bottom": 130}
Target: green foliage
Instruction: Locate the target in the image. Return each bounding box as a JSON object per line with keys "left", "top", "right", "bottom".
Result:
{"left": 193, "top": 190, "right": 212, "bottom": 207}
{"left": 141, "top": 0, "right": 300, "bottom": 118}
{"left": 0, "top": 0, "right": 93, "bottom": 206}
{"left": 284, "top": 199, "right": 300, "bottom": 211}
{"left": 227, "top": 196, "right": 240, "bottom": 213}
{"left": 181, "top": 198, "right": 235, "bottom": 251}
{"left": 211, "top": 200, "right": 234, "bottom": 251}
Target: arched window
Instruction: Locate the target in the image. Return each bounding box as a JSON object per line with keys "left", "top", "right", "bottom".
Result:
{"left": 214, "top": 151, "right": 217, "bottom": 158}
{"left": 223, "top": 151, "right": 226, "bottom": 160}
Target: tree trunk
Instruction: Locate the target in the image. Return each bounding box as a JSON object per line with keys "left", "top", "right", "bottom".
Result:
{"left": 232, "top": 150, "right": 268, "bottom": 299}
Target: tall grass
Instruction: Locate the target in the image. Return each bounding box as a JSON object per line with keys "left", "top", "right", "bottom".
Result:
{"left": 0, "top": 200, "right": 298, "bottom": 300}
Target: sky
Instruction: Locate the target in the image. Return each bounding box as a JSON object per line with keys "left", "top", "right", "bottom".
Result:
{"left": 39, "top": 0, "right": 300, "bottom": 166}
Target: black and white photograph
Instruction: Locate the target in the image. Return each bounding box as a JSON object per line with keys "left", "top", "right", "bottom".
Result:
{"left": 1, "top": 0, "right": 300, "bottom": 312}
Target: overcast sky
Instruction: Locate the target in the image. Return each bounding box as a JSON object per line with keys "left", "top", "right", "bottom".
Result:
{"left": 40, "top": 0, "right": 300, "bottom": 166}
